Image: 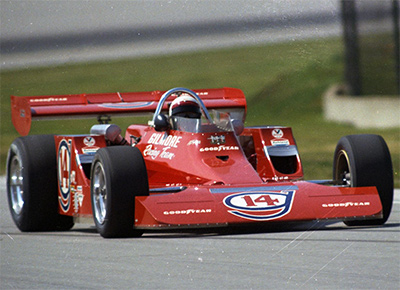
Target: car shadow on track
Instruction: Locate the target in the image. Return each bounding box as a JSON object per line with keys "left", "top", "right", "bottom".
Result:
{"left": 131, "top": 221, "right": 400, "bottom": 239}
{"left": 9, "top": 221, "right": 397, "bottom": 239}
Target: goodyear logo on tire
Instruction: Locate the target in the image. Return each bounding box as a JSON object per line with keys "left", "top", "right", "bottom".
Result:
{"left": 223, "top": 191, "right": 295, "bottom": 221}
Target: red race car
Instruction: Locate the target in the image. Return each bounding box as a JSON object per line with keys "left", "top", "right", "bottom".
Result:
{"left": 7, "top": 87, "right": 393, "bottom": 238}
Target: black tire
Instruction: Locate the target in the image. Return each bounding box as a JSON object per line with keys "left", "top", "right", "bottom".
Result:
{"left": 90, "top": 146, "right": 149, "bottom": 238}
{"left": 333, "top": 134, "right": 393, "bottom": 226}
{"left": 6, "top": 135, "right": 74, "bottom": 231}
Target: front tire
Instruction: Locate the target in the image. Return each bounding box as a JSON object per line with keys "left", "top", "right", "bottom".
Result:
{"left": 333, "top": 134, "right": 393, "bottom": 226}
{"left": 90, "top": 146, "right": 149, "bottom": 238}
{"left": 6, "top": 135, "right": 74, "bottom": 231}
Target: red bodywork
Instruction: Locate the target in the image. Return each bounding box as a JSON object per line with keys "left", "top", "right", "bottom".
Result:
{"left": 11, "top": 88, "right": 383, "bottom": 229}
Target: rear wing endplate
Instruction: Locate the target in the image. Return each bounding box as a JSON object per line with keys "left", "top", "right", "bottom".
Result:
{"left": 11, "top": 87, "right": 246, "bottom": 135}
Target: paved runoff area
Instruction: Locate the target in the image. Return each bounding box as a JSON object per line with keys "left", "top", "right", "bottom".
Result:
{"left": 1, "top": 176, "right": 399, "bottom": 289}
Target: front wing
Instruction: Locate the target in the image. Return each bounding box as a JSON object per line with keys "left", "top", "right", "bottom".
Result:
{"left": 134, "top": 181, "right": 382, "bottom": 229}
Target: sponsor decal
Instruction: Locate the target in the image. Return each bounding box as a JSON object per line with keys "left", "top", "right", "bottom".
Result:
{"left": 187, "top": 140, "right": 201, "bottom": 146}
{"left": 272, "top": 129, "right": 284, "bottom": 138}
{"left": 165, "top": 183, "right": 183, "bottom": 187}
{"left": 30, "top": 97, "right": 68, "bottom": 103}
{"left": 82, "top": 147, "right": 99, "bottom": 154}
{"left": 82, "top": 137, "right": 99, "bottom": 154}
{"left": 322, "top": 201, "right": 370, "bottom": 208}
{"left": 143, "top": 144, "right": 175, "bottom": 160}
{"left": 272, "top": 176, "right": 290, "bottom": 181}
{"left": 83, "top": 136, "right": 96, "bottom": 147}
{"left": 163, "top": 208, "right": 212, "bottom": 215}
{"left": 73, "top": 186, "right": 84, "bottom": 213}
{"left": 208, "top": 135, "right": 226, "bottom": 144}
{"left": 223, "top": 190, "right": 295, "bottom": 221}
{"left": 200, "top": 145, "right": 239, "bottom": 152}
{"left": 148, "top": 133, "right": 182, "bottom": 148}
{"left": 178, "top": 91, "right": 208, "bottom": 97}
{"left": 99, "top": 101, "right": 153, "bottom": 109}
{"left": 271, "top": 139, "right": 290, "bottom": 146}
{"left": 58, "top": 139, "right": 72, "bottom": 212}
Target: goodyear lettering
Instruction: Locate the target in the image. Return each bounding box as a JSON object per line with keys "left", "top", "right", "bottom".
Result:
{"left": 322, "top": 202, "right": 371, "bottom": 208}
{"left": 200, "top": 145, "right": 239, "bottom": 152}
{"left": 30, "top": 97, "right": 68, "bottom": 103}
{"left": 148, "top": 133, "right": 182, "bottom": 148}
{"left": 163, "top": 209, "right": 212, "bottom": 215}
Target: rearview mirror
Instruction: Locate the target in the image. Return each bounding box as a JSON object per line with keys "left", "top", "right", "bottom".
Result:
{"left": 154, "top": 114, "right": 170, "bottom": 132}
{"left": 231, "top": 119, "right": 244, "bottom": 135}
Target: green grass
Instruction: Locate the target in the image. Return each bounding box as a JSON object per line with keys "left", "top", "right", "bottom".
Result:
{"left": 1, "top": 37, "right": 399, "bottom": 187}
{"left": 359, "top": 33, "right": 399, "bottom": 95}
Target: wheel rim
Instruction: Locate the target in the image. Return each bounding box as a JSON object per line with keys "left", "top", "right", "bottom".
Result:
{"left": 92, "top": 162, "right": 107, "bottom": 225}
{"left": 335, "top": 150, "right": 352, "bottom": 186}
{"left": 9, "top": 155, "right": 24, "bottom": 215}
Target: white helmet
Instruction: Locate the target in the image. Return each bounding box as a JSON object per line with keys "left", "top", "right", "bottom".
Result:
{"left": 169, "top": 95, "right": 201, "bottom": 119}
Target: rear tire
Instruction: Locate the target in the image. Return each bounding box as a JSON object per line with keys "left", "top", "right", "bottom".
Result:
{"left": 333, "top": 134, "right": 393, "bottom": 226}
{"left": 6, "top": 135, "right": 74, "bottom": 231}
{"left": 90, "top": 146, "right": 149, "bottom": 238}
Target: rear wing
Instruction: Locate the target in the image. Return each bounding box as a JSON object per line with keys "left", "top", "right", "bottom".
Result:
{"left": 11, "top": 87, "right": 247, "bottom": 135}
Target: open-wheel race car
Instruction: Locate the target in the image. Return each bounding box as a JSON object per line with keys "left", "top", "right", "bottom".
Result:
{"left": 7, "top": 87, "right": 394, "bottom": 238}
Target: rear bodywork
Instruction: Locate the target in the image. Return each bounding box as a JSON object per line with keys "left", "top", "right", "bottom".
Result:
{"left": 11, "top": 87, "right": 383, "bottom": 230}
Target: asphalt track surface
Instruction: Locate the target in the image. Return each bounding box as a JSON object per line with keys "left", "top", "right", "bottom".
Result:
{"left": 1, "top": 0, "right": 392, "bottom": 70}
{"left": 1, "top": 0, "right": 340, "bottom": 69}
{"left": 1, "top": 175, "right": 399, "bottom": 289}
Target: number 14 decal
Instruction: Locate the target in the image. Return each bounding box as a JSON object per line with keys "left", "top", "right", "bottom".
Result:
{"left": 223, "top": 191, "right": 296, "bottom": 221}
{"left": 242, "top": 195, "right": 279, "bottom": 207}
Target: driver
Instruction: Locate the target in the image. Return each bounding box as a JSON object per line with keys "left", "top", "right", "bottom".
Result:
{"left": 169, "top": 95, "right": 202, "bottom": 119}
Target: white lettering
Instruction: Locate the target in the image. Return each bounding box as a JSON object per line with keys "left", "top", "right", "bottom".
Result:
{"left": 200, "top": 145, "right": 239, "bottom": 152}
{"left": 160, "top": 147, "right": 175, "bottom": 160}
{"left": 163, "top": 209, "right": 212, "bottom": 215}
{"left": 148, "top": 133, "right": 182, "bottom": 148}
{"left": 322, "top": 201, "right": 371, "bottom": 208}
{"left": 30, "top": 97, "right": 68, "bottom": 103}
{"left": 143, "top": 144, "right": 160, "bottom": 159}
{"left": 143, "top": 145, "right": 175, "bottom": 160}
